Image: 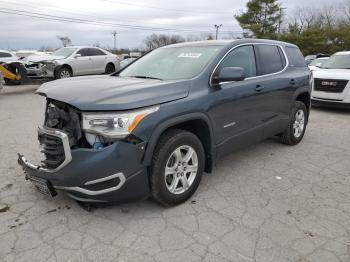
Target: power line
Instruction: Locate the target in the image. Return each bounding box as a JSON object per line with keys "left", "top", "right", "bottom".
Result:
{"left": 0, "top": 0, "right": 241, "bottom": 29}
{"left": 101, "top": 0, "right": 233, "bottom": 15}
{"left": 0, "top": 7, "right": 242, "bottom": 35}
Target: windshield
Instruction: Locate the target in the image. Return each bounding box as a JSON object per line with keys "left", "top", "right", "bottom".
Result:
{"left": 119, "top": 46, "right": 223, "bottom": 80}
{"left": 310, "top": 58, "right": 328, "bottom": 66}
{"left": 52, "top": 47, "right": 77, "bottom": 58}
{"left": 321, "top": 54, "right": 350, "bottom": 69}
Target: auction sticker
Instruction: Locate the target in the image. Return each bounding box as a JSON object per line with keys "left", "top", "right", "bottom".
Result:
{"left": 178, "top": 53, "right": 202, "bottom": 58}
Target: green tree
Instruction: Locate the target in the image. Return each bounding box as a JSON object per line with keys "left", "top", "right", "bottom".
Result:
{"left": 235, "top": 0, "right": 283, "bottom": 38}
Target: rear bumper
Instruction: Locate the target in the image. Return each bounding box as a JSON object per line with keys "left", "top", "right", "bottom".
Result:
{"left": 18, "top": 128, "right": 149, "bottom": 203}
{"left": 311, "top": 98, "right": 350, "bottom": 109}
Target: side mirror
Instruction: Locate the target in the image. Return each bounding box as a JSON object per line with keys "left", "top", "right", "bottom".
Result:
{"left": 74, "top": 54, "right": 82, "bottom": 59}
{"left": 315, "top": 63, "right": 322, "bottom": 68}
{"left": 212, "top": 67, "right": 246, "bottom": 85}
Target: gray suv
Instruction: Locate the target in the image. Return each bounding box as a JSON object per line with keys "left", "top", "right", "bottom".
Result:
{"left": 18, "top": 39, "right": 311, "bottom": 206}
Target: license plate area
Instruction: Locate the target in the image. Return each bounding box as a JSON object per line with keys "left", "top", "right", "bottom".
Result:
{"left": 27, "top": 175, "right": 57, "bottom": 197}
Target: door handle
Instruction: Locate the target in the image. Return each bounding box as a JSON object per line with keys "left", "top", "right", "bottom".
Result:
{"left": 290, "top": 79, "right": 296, "bottom": 85}
{"left": 255, "top": 85, "right": 264, "bottom": 92}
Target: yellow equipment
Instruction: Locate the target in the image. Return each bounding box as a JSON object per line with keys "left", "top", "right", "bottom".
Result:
{"left": 0, "top": 62, "right": 28, "bottom": 85}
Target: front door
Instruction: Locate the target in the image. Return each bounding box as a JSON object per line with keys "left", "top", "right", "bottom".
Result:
{"left": 212, "top": 45, "right": 265, "bottom": 157}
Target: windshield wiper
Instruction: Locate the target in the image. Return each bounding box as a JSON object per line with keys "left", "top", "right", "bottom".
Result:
{"left": 130, "top": 75, "right": 163, "bottom": 80}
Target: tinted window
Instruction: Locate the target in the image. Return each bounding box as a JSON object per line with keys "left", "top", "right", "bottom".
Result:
{"left": 89, "top": 48, "right": 106, "bottom": 56}
{"left": 77, "top": 48, "right": 90, "bottom": 56}
{"left": 256, "top": 45, "right": 285, "bottom": 75}
{"left": 285, "top": 46, "right": 307, "bottom": 67}
{"left": 218, "top": 45, "right": 257, "bottom": 77}
{"left": 0, "top": 52, "right": 12, "bottom": 58}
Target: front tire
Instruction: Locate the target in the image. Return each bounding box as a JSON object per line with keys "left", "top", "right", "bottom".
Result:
{"left": 55, "top": 67, "right": 72, "bottom": 79}
{"left": 280, "top": 101, "right": 308, "bottom": 145}
{"left": 150, "top": 129, "right": 205, "bottom": 206}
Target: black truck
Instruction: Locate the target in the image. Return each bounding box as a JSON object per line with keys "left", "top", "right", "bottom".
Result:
{"left": 18, "top": 39, "right": 311, "bottom": 206}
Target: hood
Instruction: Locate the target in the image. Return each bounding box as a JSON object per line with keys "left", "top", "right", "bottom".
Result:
{"left": 37, "top": 75, "right": 190, "bottom": 111}
{"left": 26, "top": 55, "right": 66, "bottom": 63}
{"left": 313, "top": 68, "right": 350, "bottom": 80}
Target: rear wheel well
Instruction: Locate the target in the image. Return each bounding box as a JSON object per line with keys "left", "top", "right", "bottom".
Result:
{"left": 296, "top": 92, "right": 310, "bottom": 113}
{"left": 156, "top": 120, "right": 213, "bottom": 173}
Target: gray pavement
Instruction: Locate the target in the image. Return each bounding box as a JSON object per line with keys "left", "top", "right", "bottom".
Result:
{"left": 0, "top": 84, "right": 350, "bottom": 262}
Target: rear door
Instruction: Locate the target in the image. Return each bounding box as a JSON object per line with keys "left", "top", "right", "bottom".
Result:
{"left": 253, "top": 44, "right": 292, "bottom": 138}
{"left": 88, "top": 48, "right": 108, "bottom": 74}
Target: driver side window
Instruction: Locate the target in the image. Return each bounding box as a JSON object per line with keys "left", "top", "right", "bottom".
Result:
{"left": 218, "top": 45, "right": 257, "bottom": 78}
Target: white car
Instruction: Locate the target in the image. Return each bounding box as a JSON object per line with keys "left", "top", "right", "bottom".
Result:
{"left": 25, "top": 46, "right": 120, "bottom": 79}
{"left": 308, "top": 57, "right": 329, "bottom": 71}
{"left": 0, "top": 50, "right": 19, "bottom": 63}
{"left": 312, "top": 51, "right": 350, "bottom": 108}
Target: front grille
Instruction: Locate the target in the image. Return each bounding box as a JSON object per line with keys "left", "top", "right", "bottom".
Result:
{"left": 314, "top": 78, "right": 348, "bottom": 93}
{"left": 38, "top": 132, "right": 65, "bottom": 169}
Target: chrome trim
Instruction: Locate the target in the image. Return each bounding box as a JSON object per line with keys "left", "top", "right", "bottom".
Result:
{"left": 20, "top": 126, "right": 72, "bottom": 173}
{"left": 54, "top": 172, "right": 126, "bottom": 196}
{"left": 209, "top": 42, "right": 290, "bottom": 87}
{"left": 84, "top": 173, "right": 125, "bottom": 185}
{"left": 38, "top": 126, "right": 72, "bottom": 172}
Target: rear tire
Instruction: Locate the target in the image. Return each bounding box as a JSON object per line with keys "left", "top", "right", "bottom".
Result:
{"left": 150, "top": 129, "right": 205, "bottom": 207}
{"left": 280, "top": 101, "right": 308, "bottom": 145}
{"left": 105, "top": 63, "right": 115, "bottom": 74}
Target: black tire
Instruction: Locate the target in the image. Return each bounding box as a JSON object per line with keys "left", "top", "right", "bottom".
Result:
{"left": 4, "top": 78, "right": 21, "bottom": 85}
{"left": 150, "top": 129, "right": 205, "bottom": 207}
{"left": 105, "top": 63, "right": 115, "bottom": 74}
{"left": 55, "top": 67, "right": 72, "bottom": 79}
{"left": 280, "top": 101, "right": 308, "bottom": 145}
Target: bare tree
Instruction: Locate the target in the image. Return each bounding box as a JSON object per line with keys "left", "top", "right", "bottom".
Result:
{"left": 57, "top": 36, "right": 72, "bottom": 47}
{"left": 143, "top": 34, "right": 185, "bottom": 50}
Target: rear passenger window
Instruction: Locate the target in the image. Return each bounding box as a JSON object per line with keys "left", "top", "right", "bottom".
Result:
{"left": 256, "top": 45, "right": 285, "bottom": 75}
{"left": 89, "top": 48, "right": 106, "bottom": 56}
{"left": 218, "top": 45, "right": 257, "bottom": 77}
{"left": 285, "top": 46, "right": 307, "bottom": 67}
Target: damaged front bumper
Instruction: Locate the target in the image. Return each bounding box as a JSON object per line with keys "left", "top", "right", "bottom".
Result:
{"left": 25, "top": 62, "right": 55, "bottom": 78}
{"left": 18, "top": 126, "right": 149, "bottom": 203}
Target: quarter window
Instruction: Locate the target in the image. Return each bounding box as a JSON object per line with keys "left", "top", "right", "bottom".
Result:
{"left": 285, "top": 46, "right": 307, "bottom": 67}
{"left": 256, "top": 45, "right": 285, "bottom": 75}
{"left": 218, "top": 45, "right": 257, "bottom": 78}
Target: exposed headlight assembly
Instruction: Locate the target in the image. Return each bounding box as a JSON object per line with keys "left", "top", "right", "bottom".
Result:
{"left": 82, "top": 105, "right": 159, "bottom": 138}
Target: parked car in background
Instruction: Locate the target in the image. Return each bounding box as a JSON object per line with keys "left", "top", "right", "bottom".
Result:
{"left": 305, "top": 55, "right": 316, "bottom": 65}
{"left": 312, "top": 51, "right": 350, "bottom": 108}
{"left": 308, "top": 57, "right": 329, "bottom": 71}
{"left": 0, "top": 50, "right": 19, "bottom": 63}
{"left": 18, "top": 39, "right": 311, "bottom": 206}
{"left": 25, "top": 46, "right": 120, "bottom": 79}
{"left": 120, "top": 57, "right": 136, "bottom": 69}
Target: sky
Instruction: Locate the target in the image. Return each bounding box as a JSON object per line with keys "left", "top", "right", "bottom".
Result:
{"left": 0, "top": 0, "right": 344, "bottom": 50}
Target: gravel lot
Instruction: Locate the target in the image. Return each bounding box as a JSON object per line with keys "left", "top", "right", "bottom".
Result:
{"left": 0, "top": 84, "right": 350, "bottom": 262}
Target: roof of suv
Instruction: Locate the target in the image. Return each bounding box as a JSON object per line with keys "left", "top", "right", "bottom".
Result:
{"left": 163, "top": 39, "right": 297, "bottom": 48}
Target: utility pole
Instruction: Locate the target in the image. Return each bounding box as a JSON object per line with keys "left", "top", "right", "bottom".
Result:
{"left": 112, "top": 31, "right": 117, "bottom": 53}
{"left": 278, "top": 8, "right": 287, "bottom": 34}
{"left": 214, "top": 24, "right": 222, "bottom": 40}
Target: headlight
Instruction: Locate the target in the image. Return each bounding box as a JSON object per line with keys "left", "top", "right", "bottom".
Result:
{"left": 82, "top": 105, "right": 159, "bottom": 138}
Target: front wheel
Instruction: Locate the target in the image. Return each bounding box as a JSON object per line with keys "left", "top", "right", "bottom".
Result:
{"left": 55, "top": 67, "right": 72, "bottom": 79}
{"left": 150, "top": 129, "right": 205, "bottom": 206}
{"left": 280, "top": 101, "right": 308, "bottom": 145}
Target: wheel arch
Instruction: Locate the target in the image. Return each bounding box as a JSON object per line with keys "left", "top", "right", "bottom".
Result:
{"left": 144, "top": 113, "right": 216, "bottom": 173}
{"left": 55, "top": 64, "right": 73, "bottom": 77}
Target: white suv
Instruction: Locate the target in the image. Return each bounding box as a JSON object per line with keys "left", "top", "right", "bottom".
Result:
{"left": 312, "top": 51, "right": 350, "bottom": 108}
{"left": 25, "top": 46, "right": 120, "bottom": 79}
